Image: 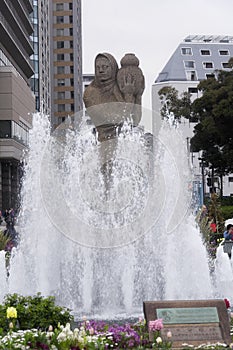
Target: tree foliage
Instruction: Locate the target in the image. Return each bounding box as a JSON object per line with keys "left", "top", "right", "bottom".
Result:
{"left": 158, "top": 63, "right": 233, "bottom": 179}
{"left": 158, "top": 86, "right": 195, "bottom": 123}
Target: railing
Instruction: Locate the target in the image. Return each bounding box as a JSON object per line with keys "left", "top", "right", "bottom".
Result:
{"left": 3, "top": 0, "right": 33, "bottom": 48}
{"left": 0, "top": 12, "right": 33, "bottom": 72}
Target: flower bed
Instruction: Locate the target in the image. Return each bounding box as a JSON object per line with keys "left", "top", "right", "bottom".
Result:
{"left": 0, "top": 295, "right": 232, "bottom": 349}
{"left": 1, "top": 317, "right": 233, "bottom": 349}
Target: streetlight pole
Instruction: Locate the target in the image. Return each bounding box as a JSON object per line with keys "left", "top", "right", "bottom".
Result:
{"left": 198, "top": 157, "right": 205, "bottom": 205}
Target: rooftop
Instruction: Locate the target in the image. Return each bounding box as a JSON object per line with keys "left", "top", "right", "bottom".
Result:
{"left": 184, "top": 35, "right": 233, "bottom": 43}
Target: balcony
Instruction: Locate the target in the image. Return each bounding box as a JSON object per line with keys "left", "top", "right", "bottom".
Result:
{"left": 0, "top": 12, "right": 34, "bottom": 79}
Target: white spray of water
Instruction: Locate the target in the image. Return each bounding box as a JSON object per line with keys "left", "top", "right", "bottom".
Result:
{"left": 0, "top": 251, "right": 8, "bottom": 301}
{"left": 213, "top": 246, "right": 233, "bottom": 303}
{"left": 1, "top": 108, "right": 230, "bottom": 319}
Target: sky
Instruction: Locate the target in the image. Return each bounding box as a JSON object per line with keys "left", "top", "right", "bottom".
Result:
{"left": 82, "top": 0, "right": 233, "bottom": 130}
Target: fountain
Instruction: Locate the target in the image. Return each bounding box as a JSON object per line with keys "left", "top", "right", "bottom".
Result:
{"left": 0, "top": 105, "right": 217, "bottom": 319}
{"left": 1, "top": 53, "right": 232, "bottom": 320}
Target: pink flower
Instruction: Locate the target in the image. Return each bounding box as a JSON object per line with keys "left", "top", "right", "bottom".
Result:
{"left": 224, "top": 298, "right": 230, "bottom": 309}
{"left": 167, "top": 331, "right": 172, "bottom": 338}
{"left": 149, "top": 318, "right": 163, "bottom": 331}
{"left": 89, "top": 327, "right": 95, "bottom": 335}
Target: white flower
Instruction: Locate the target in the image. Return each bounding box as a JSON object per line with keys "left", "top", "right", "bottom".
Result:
{"left": 167, "top": 331, "right": 172, "bottom": 338}
{"left": 57, "top": 332, "right": 67, "bottom": 342}
{"left": 73, "top": 328, "right": 80, "bottom": 337}
{"left": 156, "top": 336, "right": 162, "bottom": 343}
{"left": 78, "top": 336, "right": 84, "bottom": 344}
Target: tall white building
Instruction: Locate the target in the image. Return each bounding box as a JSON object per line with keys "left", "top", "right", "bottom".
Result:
{"left": 152, "top": 35, "right": 233, "bottom": 198}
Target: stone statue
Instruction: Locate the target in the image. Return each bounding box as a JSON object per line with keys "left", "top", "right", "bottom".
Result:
{"left": 117, "top": 53, "right": 145, "bottom": 125}
{"left": 83, "top": 53, "right": 145, "bottom": 142}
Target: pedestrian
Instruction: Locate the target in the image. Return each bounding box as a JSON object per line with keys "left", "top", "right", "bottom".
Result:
{"left": 223, "top": 224, "right": 233, "bottom": 259}
{"left": 224, "top": 224, "right": 233, "bottom": 239}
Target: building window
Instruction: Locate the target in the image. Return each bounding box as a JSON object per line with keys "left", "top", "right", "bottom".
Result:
{"left": 70, "top": 53, "right": 73, "bottom": 61}
{"left": 0, "top": 121, "right": 11, "bottom": 138}
{"left": 200, "top": 49, "right": 211, "bottom": 55}
{"left": 71, "top": 103, "right": 74, "bottom": 111}
{"left": 229, "top": 177, "right": 233, "bottom": 183}
{"left": 57, "top": 79, "right": 65, "bottom": 86}
{"left": 57, "top": 54, "right": 64, "bottom": 61}
{"left": 69, "top": 15, "right": 73, "bottom": 23}
{"left": 0, "top": 120, "right": 29, "bottom": 145}
{"left": 184, "top": 61, "right": 195, "bottom": 68}
{"left": 56, "top": 3, "right": 64, "bottom": 11}
{"left": 188, "top": 87, "right": 198, "bottom": 94}
{"left": 186, "top": 71, "right": 197, "bottom": 81}
{"left": 57, "top": 41, "right": 64, "bottom": 49}
{"left": 222, "top": 62, "right": 231, "bottom": 68}
{"left": 70, "top": 41, "right": 73, "bottom": 48}
{"left": 56, "top": 28, "right": 64, "bottom": 36}
{"left": 12, "top": 121, "right": 29, "bottom": 145}
{"left": 181, "top": 48, "right": 192, "bottom": 55}
{"left": 219, "top": 50, "right": 229, "bottom": 55}
{"left": 58, "top": 117, "right": 66, "bottom": 124}
{"left": 206, "top": 73, "right": 215, "bottom": 79}
{"left": 70, "top": 91, "right": 74, "bottom": 99}
{"left": 69, "top": 28, "right": 73, "bottom": 36}
{"left": 58, "top": 104, "right": 65, "bottom": 112}
{"left": 57, "top": 92, "right": 65, "bottom": 99}
{"left": 70, "top": 78, "right": 74, "bottom": 86}
{"left": 31, "top": 59, "right": 39, "bottom": 72}
{"left": 69, "top": 3, "right": 73, "bottom": 10}
{"left": 56, "top": 16, "right": 64, "bottom": 24}
{"left": 203, "top": 62, "right": 213, "bottom": 68}
{"left": 57, "top": 66, "right": 65, "bottom": 74}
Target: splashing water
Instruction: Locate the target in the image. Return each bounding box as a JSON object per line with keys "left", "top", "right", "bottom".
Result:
{"left": 1, "top": 105, "right": 231, "bottom": 319}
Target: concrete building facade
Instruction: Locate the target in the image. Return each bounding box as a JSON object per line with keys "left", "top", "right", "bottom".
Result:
{"left": 50, "top": 0, "right": 82, "bottom": 129}
{"left": 152, "top": 35, "right": 233, "bottom": 198}
{"left": 0, "top": 0, "right": 35, "bottom": 211}
{"left": 30, "top": 0, "right": 51, "bottom": 114}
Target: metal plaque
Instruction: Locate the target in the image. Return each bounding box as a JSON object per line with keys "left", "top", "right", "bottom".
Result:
{"left": 157, "top": 307, "right": 219, "bottom": 324}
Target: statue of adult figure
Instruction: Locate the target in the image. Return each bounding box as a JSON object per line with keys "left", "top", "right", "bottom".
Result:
{"left": 83, "top": 53, "right": 124, "bottom": 106}
{"left": 83, "top": 53, "right": 124, "bottom": 141}
{"left": 83, "top": 52, "right": 145, "bottom": 142}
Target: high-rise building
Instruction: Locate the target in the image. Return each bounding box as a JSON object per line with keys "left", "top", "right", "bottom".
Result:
{"left": 0, "top": 0, "right": 35, "bottom": 211}
{"left": 30, "top": 0, "right": 51, "bottom": 114}
{"left": 152, "top": 35, "right": 233, "bottom": 197}
{"left": 50, "top": 0, "right": 82, "bottom": 129}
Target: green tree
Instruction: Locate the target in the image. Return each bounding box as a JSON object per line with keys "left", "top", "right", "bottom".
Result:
{"left": 158, "top": 86, "right": 194, "bottom": 122}
{"left": 191, "top": 69, "right": 233, "bottom": 196}
{"left": 158, "top": 62, "right": 233, "bottom": 197}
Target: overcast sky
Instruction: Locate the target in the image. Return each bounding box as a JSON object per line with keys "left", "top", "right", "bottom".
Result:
{"left": 82, "top": 0, "right": 233, "bottom": 129}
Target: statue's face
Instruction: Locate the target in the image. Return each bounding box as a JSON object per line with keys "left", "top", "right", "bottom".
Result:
{"left": 95, "top": 57, "right": 112, "bottom": 82}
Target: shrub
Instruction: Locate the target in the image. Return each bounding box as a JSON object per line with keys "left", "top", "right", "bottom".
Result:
{"left": 0, "top": 293, "right": 73, "bottom": 333}
{"left": 221, "top": 196, "right": 233, "bottom": 206}
{"left": 0, "top": 230, "right": 10, "bottom": 251}
{"left": 221, "top": 206, "right": 233, "bottom": 221}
